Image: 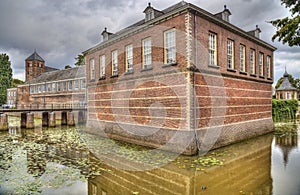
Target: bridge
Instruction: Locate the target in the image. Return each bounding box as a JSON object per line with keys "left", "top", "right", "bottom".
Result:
{"left": 0, "top": 103, "right": 87, "bottom": 113}
{"left": 0, "top": 103, "right": 87, "bottom": 131}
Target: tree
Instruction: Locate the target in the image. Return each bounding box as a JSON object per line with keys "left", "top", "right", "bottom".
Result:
{"left": 11, "top": 78, "right": 24, "bottom": 88}
{"left": 0, "top": 53, "right": 13, "bottom": 105}
{"left": 74, "top": 53, "right": 85, "bottom": 66}
{"left": 270, "top": 0, "right": 300, "bottom": 46}
{"left": 64, "top": 65, "right": 72, "bottom": 69}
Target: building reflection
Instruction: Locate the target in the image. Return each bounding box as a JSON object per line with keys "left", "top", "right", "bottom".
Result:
{"left": 274, "top": 128, "right": 298, "bottom": 166}
{"left": 87, "top": 134, "right": 274, "bottom": 195}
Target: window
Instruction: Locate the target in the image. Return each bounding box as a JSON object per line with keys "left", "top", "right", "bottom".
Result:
{"left": 112, "top": 50, "right": 118, "bottom": 76}
{"left": 267, "top": 56, "right": 271, "bottom": 78}
{"left": 146, "top": 10, "right": 154, "bottom": 21}
{"left": 259, "top": 53, "right": 264, "bottom": 77}
{"left": 164, "top": 29, "right": 176, "bottom": 64}
{"left": 250, "top": 49, "right": 256, "bottom": 74}
{"left": 143, "top": 38, "right": 152, "bottom": 68}
{"left": 33, "top": 85, "right": 36, "bottom": 94}
{"left": 30, "top": 86, "right": 33, "bottom": 94}
{"left": 29, "top": 62, "right": 32, "bottom": 67}
{"left": 68, "top": 80, "right": 72, "bottom": 91}
{"left": 240, "top": 45, "right": 246, "bottom": 72}
{"left": 62, "top": 81, "right": 66, "bottom": 91}
{"left": 91, "top": 184, "right": 97, "bottom": 195}
{"left": 13, "top": 91, "right": 16, "bottom": 96}
{"left": 42, "top": 84, "right": 45, "bottom": 93}
{"left": 287, "top": 92, "right": 291, "bottom": 100}
{"left": 74, "top": 80, "right": 79, "bottom": 91}
{"left": 80, "top": 79, "right": 86, "bottom": 89}
{"left": 227, "top": 39, "right": 234, "bottom": 69}
{"left": 209, "top": 32, "right": 217, "bottom": 65}
{"left": 52, "top": 82, "right": 56, "bottom": 92}
{"left": 90, "top": 59, "right": 95, "bottom": 80}
{"left": 46, "top": 83, "right": 51, "bottom": 92}
{"left": 56, "top": 82, "right": 61, "bottom": 92}
{"left": 38, "top": 85, "right": 41, "bottom": 93}
{"left": 100, "top": 55, "right": 105, "bottom": 77}
{"left": 126, "top": 45, "right": 133, "bottom": 72}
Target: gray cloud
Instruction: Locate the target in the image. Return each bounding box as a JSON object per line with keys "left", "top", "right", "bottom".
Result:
{"left": 0, "top": 0, "right": 299, "bottom": 83}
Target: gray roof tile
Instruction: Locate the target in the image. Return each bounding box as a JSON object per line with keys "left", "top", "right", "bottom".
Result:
{"left": 25, "top": 66, "right": 86, "bottom": 85}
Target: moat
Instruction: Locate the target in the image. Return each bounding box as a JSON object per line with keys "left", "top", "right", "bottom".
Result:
{"left": 0, "top": 116, "right": 300, "bottom": 195}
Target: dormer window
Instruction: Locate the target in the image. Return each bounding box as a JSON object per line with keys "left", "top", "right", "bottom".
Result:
{"left": 101, "top": 27, "right": 113, "bottom": 42}
{"left": 146, "top": 9, "right": 154, "bottom": 22}
{"left": 143, "top": 3, "right": 162, "bottom": 22}
{"left": 215, "top": 5, "right": 231, "bottom": 23}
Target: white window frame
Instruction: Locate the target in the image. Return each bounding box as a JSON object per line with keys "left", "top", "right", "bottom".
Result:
{"left": 164, "top": 29, "right": 176, "bottom": 64}
{"left": 74, "top": 80, "right": 79, "bottom": 91}
{"left": 209, "top": 32, "right": 217, "bottom": 66}
{"left": 143, "top": 38, "right": 152, "bottom": 69}
{"left": 80, "top": 79, "right": 86, "bottom": 89}
{"left": 112, "top": 50, "right": 118, "bottom": 76}
{"left": 126, "top": 45, "right": 133, "bottom": 72}
{"left": 56, "top": 82, "right": 61, "bottom": 92}
{"left": 100, "top": 55, "right": 105, "bottom": 77}
{"left": 267, "top": 56, "right": 271, "bottom": 78}
{"left": 52, "top": 82, "right": 56, "bottom": 92}
{"left": 68, "top": 80, "right": 72, "bottom": 91}
{"left": 259, "top": 52, "right": 264, "bottom": 77}
{"left": 227, "top": 39, "right": 234, "bottom": 69}
{"left": 46, "top": 83, "right": 51, "bottom": 92}
{"left": 62, "top": 81, "right": 66, "bottom": 92}
{"left": 90, "top": 59, "right": 95, "bottom": 80}
{"left": 250, "top": 49, "right": 256, "bottom": 74}
{"left": 240, "top": 45, "right": 246, "bottom": 72}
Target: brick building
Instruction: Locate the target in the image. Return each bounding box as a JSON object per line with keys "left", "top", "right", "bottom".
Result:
{"left": 276, "top": 69, "right": 298, "bottom": 100}
{"left": 15, "top": 51, "right": 86, "bottom": 108}
{"left": 84, "top": 2, "right": 276, "bottom": 155}
{"left": 6, "top": 88, "right": 17, "bottom": 107}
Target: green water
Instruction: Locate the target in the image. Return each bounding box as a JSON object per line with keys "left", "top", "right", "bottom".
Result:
{"left": 0, "top": 117, "right": 299, "bottom": 195}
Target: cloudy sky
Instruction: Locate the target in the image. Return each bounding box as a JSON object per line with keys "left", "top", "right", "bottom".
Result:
{"left": 0, "top": 0, "right": 299, "bottom": 83}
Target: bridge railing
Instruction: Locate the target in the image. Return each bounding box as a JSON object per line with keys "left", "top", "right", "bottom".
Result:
{"left": 15, "top": 103, "right": 87, "bottom": 110}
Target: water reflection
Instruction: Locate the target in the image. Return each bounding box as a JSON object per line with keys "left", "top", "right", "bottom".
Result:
{"left": 1, "top": 117, "right": 300, "bottom": 194}
{"left": 272, "top": 124, "right": 300, "bottom": 195}
{"left": 87, "top": 134, "right": 274, "bottom": 195}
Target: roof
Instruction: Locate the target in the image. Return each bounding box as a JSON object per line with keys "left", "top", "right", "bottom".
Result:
{"left": 44, "top": 66, "right": 59, "bottom": 73}
{"left": 277, "top": 70, "right": 297, "bottom": 91}
{"left": 25, "top": 66, "right": 86, "bottom": 85}
{"left": 26, "top": 51, "right": 45, "bottom": 62}
{"left": 85, "top": 1, "right": 276, "bottom": 54}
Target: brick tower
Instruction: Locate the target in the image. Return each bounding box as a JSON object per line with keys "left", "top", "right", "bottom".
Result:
{"left": 25, "top": 51, "right": 45, "bottom": 82}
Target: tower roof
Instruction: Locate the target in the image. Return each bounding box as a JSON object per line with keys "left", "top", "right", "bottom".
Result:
{"left": 26, "top": 51, "right": 45, "bottom": 62}
{"left": 277, "top": 69, "right": 297, "bottom": 91}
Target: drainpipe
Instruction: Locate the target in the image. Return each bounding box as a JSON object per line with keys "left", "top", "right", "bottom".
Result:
{"left": 192, "top": 12, "right": 201, "bottom": 155}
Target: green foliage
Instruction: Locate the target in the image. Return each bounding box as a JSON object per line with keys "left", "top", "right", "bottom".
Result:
{"left": 270, "top": 0, "right": 300, "bottom": 46}
{"left": 74, "top": 53, "right": 85, "bottom": 66}
{"left": 272, "top": 99, "right": 298, "bottom": 122}
{"left": 64, "top": 65, "right": 72, "bottom": 69}
{"left": 0, "top": 53, "right": 13, "bottom": 104}
{"left": 11, "top": 78, "right": 24, "bottom": 88}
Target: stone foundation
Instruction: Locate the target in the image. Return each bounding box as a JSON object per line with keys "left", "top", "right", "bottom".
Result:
{"left": 86, "top": 117, "right": 274, "bottom": 155}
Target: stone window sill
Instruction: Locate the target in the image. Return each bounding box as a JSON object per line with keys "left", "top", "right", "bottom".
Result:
{"left": 99, "top": 76, "right": 106, "bottom": 80}
{"left": 239, "top": 71, "right": 247, "bottom": 75}
{"left": 124, "top": 71, "right": 134, "bottom": 75}
{"left": 208, "top": 64, "right": 220, "bottom": 69}
{"left": 250, "top": 74, "right": 257, "bottom": 77}
{"left": 110, "top": 75, "right": 118, "bottom": 78}
{"left": 259, "top": 75, "right": 265, "bottom": 79}
{"left": 162, "top": 62, "right": 177, "bottom": 68}
{"left": 227, "top": 68, "right": 237, "bottom": 73}
{"left": 141, "top": 67, "right": 153, "bottom": 72}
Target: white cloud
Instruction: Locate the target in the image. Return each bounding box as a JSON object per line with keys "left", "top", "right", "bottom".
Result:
{"left": 0, "top": 0, "right": 298, "bottom": 83}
